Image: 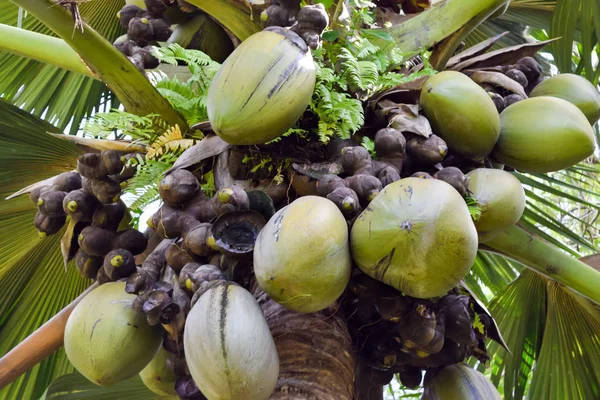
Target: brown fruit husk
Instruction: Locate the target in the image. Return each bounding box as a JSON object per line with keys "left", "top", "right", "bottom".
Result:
{"left": 92, "top": 200, "right": 126, "bottom": 230}
{"left": 345, "top": 174, "right": 382, "bottom": 207}
{"left": 75, "top": 249, "right": 103, "bottom": 279}
{"left": 434, "top": 167, "right": 468, "bottom": 197}
{"left": 149, "top": 205, "right": 196, "bottom": 238}
{"left": 63, "top": 189, "right": 99, "bottom": 222}
{"left": 37, "top": 190, "right": 68, "bottom": 217}
{"left": 112, "top": 229, "right": 148, "bottom": 255}
{"left": 52, "top": 172, "right": 82, "bottom": 192}
{"left": 326, "top": 186, "right": 361, "bottom": 218}
{"left": 159, "top": 169, "right": 200, "bottom": 207}
{"left": 406, "top": 134, "right": 448, "bottom": 165}
{"left": 165, "top": 241, "right": 194, "bottom": 273}
{"left": 82, "top": 176, "right": 122, "bottom": 204}
{"left": 78, "top": 226, "right": 116, "bottom": 257}
{"left": 30, "top": 186, "right": 50, "bottom": 205}
{"left": 34, "top": 211, "right": 66, "bottom": 236}
{"left": 103, "top": 249, "right": 137, "bottom": 280}
{"left": 182, "top": 222, "right": 214, "bottom": 257}
{"left": 340, "top": 146, "right": 374, "bottom": 175}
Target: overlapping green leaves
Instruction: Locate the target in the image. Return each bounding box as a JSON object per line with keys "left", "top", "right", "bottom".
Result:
{"left": 0, "top": 99, "right": 89, "bottom": 400}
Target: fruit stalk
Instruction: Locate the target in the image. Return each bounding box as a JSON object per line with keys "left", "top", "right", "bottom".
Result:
{"left": 386, "top": 0, "right": 509, "bottom": 56}
{"left": 481, "top": 225, "right": 600, "bottom": 304}
{"left": 0, "top": 282, "right": 98, "bottom": 389}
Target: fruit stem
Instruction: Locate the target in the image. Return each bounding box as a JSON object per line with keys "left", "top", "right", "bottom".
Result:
{"left": 480, "top": 225, "right": 600, "bottom": 305}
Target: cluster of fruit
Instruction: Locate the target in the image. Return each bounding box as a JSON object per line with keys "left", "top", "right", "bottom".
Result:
{"left": 113, "top": 0, "right": 173, "bottom": 71}
{"left": 346, "top": 274, "right": 500, "bottom": 389}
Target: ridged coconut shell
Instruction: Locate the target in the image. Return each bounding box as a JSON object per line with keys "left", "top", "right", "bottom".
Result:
{"left": 530, "top": 73, "right": 600, "bottom": 125}
{"left": 350, "top": 178, "right": 478, "bottom": 299}
{"left": 422, "top": 363, "right": 501, "bottom": 400}
{"left": 207, "top": 29, "right": 316, "bottom": 145}
{"left": 64, "top": 282, "right": 163, "bottom": 386}
{"left": 139, "top": 346, "right": 177, "bottom": 396}
{"left": 466, "top": 168, "right": 525, "bottom": 242}
{"left": 493, "top": 96, "right": 595, "bottom": 173}
{"left": 420, "top": 71, "right": 500, "bottom": 159}
{"left": 184, "top": 282, "right": 279, "bottom": 400}
{"left": 253, "top": 195, "right": 352, "bottom": 313}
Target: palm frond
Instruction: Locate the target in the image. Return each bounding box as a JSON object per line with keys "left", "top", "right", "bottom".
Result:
{"left": 40, "top": 372, "right": 173, "bottom": 399}
{"left": 0, "top": 99, "right": 88, "bottom": 400}
{"left": 0, "top": 1, "right": 125, "bottom": 134}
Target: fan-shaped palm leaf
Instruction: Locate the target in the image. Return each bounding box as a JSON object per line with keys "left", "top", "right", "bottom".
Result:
{"left": 0, "top": 1, "right": 125, "bottom": 134}
{"left": 0, "top": 99, "right": 89, "bottom": 399}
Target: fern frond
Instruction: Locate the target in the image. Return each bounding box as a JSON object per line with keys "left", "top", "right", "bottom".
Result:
{"left": 146, "top": 125, "right": 196, "bottom": 159}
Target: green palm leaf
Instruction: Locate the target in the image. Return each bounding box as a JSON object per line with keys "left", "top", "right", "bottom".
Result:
{"left": 0, "top": 1, "right": 124, "bottom": 135}
{"left": 39, "top": 372, "right": 173, "bottom": 400}
{"left": 483, "top": 270, "right": 547, "bottom": 400}
{"left": 0, "top": 99, "right": 89, "bottom": 400}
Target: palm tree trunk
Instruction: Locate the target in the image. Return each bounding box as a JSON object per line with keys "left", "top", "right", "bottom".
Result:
{"left": 253, "top": 285, "right": 356, "bottom": 400}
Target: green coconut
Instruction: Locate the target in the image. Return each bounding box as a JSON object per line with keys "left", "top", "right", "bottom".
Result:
{"left": 64, "top": 282, "right": 163, "bottom": 386}
{"left": 422, "top": 363, "right": 501, "bottom": 400}
{"left": 466, "top": 168, "right": 526, "bottom": 242}
{"left": 493, "top": 96, "right": 595, "bottom": 173}
{"left": 530, "top": 73, "right": 600, "bottom": 125}
{"left": 350, "top": 178, "right": 478, "bottom": 299}
{"left": 184, "top": 282, "right": 279, "bottom": 400}
{"left": 254, "top": 195, "right": 352, "bottom": 313}
{"left": 207, "top": 29, "right": 316, "bottom": 145}
{"left": 139, "top": 346, "right": 177, "bottom": 396}
{"left": 420, "top": 71, "right": 500, "bottom": 159}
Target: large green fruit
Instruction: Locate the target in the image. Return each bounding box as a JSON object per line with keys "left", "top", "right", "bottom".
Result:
{"left": 493, "top": 96, "right": 595, "bottom": 173}
{"left": 253, "top": 195, "right": 352, "bottom": 313}
{"left": 530, "top": 73, "right": 600, "bottom": 125}
{"left": 422, "top": 363, "right": 501, "bottom": 400}
{"left": 184, "top": 282, "right": 279, "bottom": 400}
{"left": 207, "top": 29, "right": 316, "bottom": 145}
{"left": 139, "top": 346, "right": 177, "bottom": 396}
{"left": 350, "top": 178, "right": 478, "bottom": 299}
{"left": 420, "top": 71, "right": 500, "bottom": 159}
{"left": 466, "top": 168, "right": 525, "bottom": 242}
{"left": 64, "top": 282, "right": 162, "bottom": 386}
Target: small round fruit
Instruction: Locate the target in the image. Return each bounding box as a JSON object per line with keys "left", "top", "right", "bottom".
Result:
{"left": 64, "top": 282, "right": 162, "bottom": 386}
{"left": 254, "top": 196, "right": 352, "bottom": 312}
{"left": 467, "top": 168, "right": 525, "bottom": 242}
{"left": 350, "top": 178, "right": 478, "bottom": 299}
{"left": 493, "top": 96, "right": 595, "bottom": 173}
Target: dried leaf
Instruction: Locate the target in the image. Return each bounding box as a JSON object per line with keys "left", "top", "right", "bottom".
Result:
{"left": 5, "top": 175, "right": 58, "bottom": 200}
{"left": 368, "top": 75, "right": 430, "bottom": 108}
{"left": 451, "top": 38, "right": 559, "bottom": 71}
{"left": 446, "top": 31, "right": 510, "bottom": 68}
{"left": 60, "top": 218, "right": 78, "bottom": 272}
{"left": 378, "top": 100, "right": 433, "bottom": 137}
{"left": 291, "top": 162, "right": 344, "bottom": 180}
{"left": 469, "top": 70, "right": 528, "bottom": 98}
{"left": 166, "top": 135, "right": 231, "bottom": 174}
{"left": 460, "top": 281, "right": 511, "bottom": 353}
{"left": 49, "top": 133, "right": 146, "bottom": 153}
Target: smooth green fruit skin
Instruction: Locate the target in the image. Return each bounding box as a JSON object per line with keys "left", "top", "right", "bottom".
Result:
{"left": 139, "top": 346, "right": 177, "bottom": 396}
{"left": 420, "top": 71, "right": 500, "bottom": 159}
{"left": 64, "top": 282, "right": 162, "bottom": 386}
{"left": 530, "top": 73, "right": 600, "bottom": 125}
{"left": 350, "top": 178, "right": 478, "bottom": 299}
{"left": 493, "top": 96, "right": 595, "bottom": 173}
{"left": 207, "top": 30, "right": 316, "bottom": 145}
{"left": 467, "top": 168, "right": 525, "bottom": 242}
{"left": 254, "top": 195, "right": 352, "bottom": 313}
{"left": 422, "top": 363, "right": 501, "bottom": 400}
{"left": 184, "top": 283, "right": 279, "bottom": 400}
